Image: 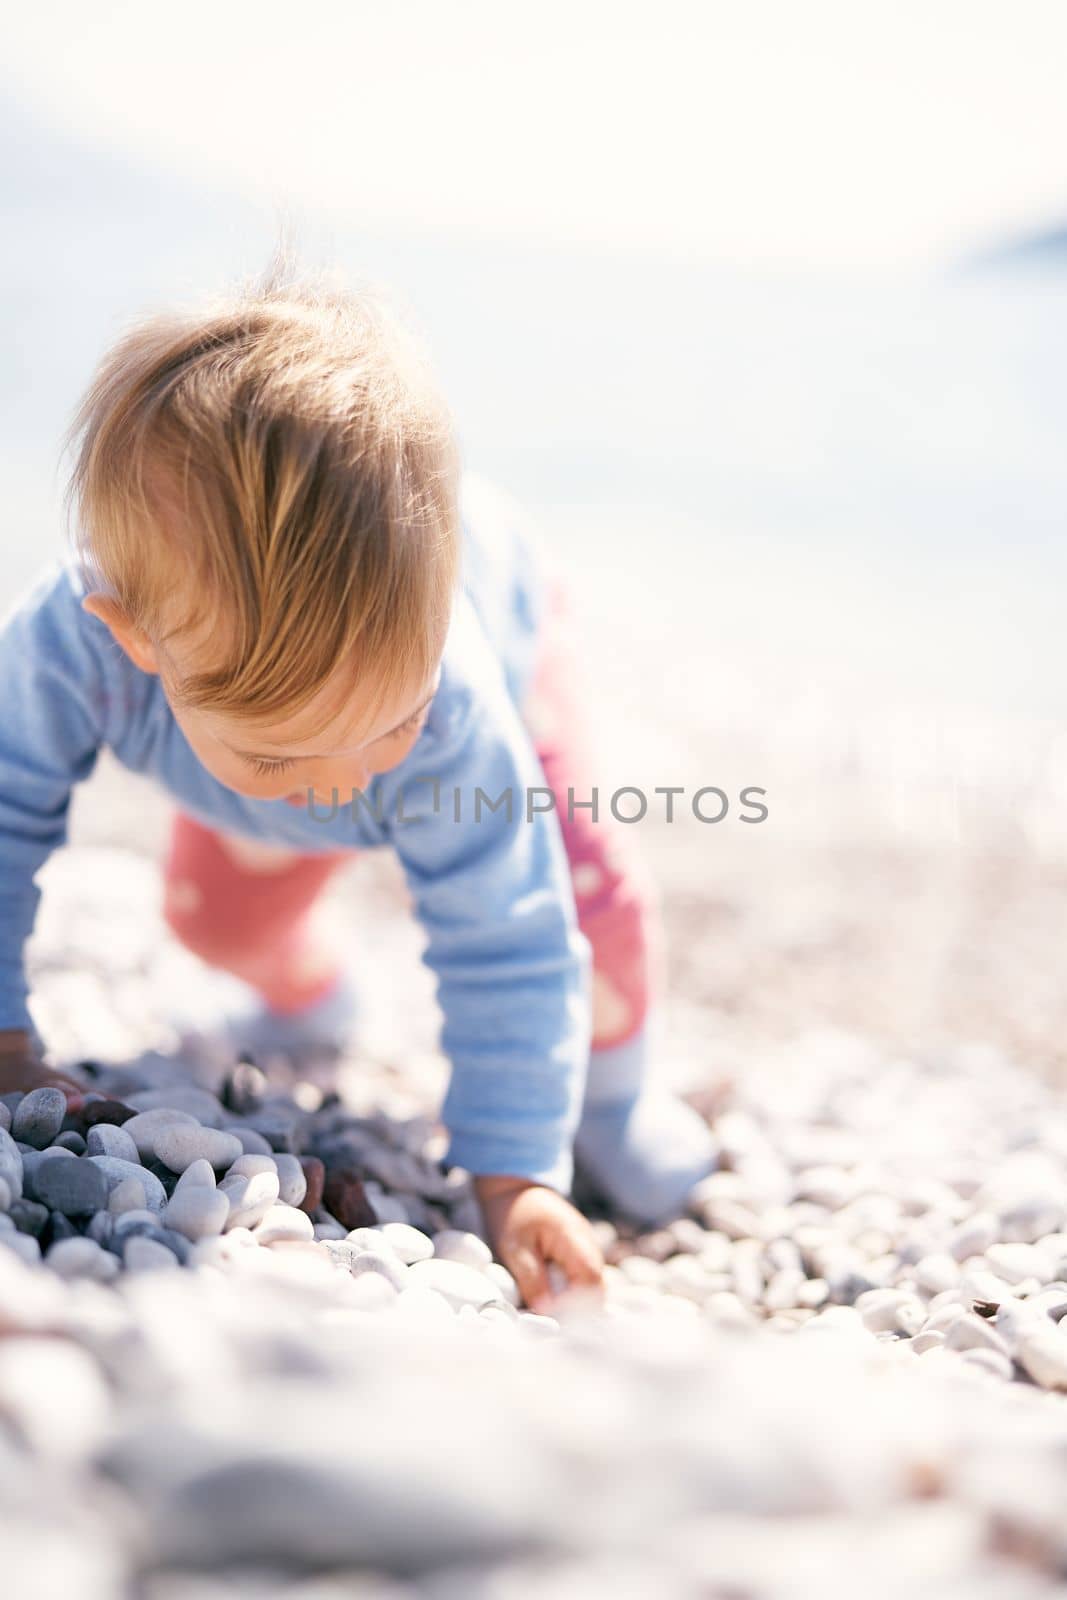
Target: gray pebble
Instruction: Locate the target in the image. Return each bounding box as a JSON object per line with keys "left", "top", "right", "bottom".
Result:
{"left": 47, "top": 1237, "right": 117, "bottom": 1282}
{"left": 272, "top": 1153, "right": 307, "bottom": 1208}
{"left": 8, "top": 1199, "right": 47, "bottom": 1237}
{"left": 12, "top": 1087, "right": 67, "bottom": 1149}
{"left": 1, "top": 1232, "right": 40, "bottom": 1266}
{"left": 124, "top": 1236, "right": 180, "bottom": 1273}
{"left": 88, "top": 1156, "right": 166, "bottom": 1212}
{"left": 33, "top": 1157, "right": 110, "bottom": 1217}
{"left": 86, "top": 1212, "right": 114, "bottom": 1246}
{"left": 235, "top": 1127, "right": 274, "bottom": 1156}
{"left": 0, "top": 1103, "right": 9, "bottom": 1133}
{"left": 125, "top": 1086, "right": 226, "bottom": 1126}
{"left": 112, "top": 1209, "right": 162, "bottom": 1237}
{"left": 86, "top": 1123, "right": 141, "bottom": 1164}
{"left": 52, "top": 1131, "right": 87, "bottom": 1155}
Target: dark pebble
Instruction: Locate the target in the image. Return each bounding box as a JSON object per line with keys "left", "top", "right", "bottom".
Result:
{"left": 114, "top": 1220, "right": 189, "bottom": 1263}
{"left": 9, "top": 1199, "right": 48, "bottom": 1237}
{"left": 45, "top": 1212, "right": 80, "bottom": 1246}
{"left": 34, "top": 1156, "right": 110, "bottom": 1217}
{"left": 830, "top": 1271, "right": 879, "bottom": 1305}
{"left": 249, "top": 1117, "right": 295, "bottom": 1154}
{"left": 222, "top": 1062, "right": 267, "bottom": 1115}
{"left": 145, "top": 1158, "right": 179, "bottom": 1196}
{"left": 87, "top": 1212, "right": 114, "bottom": 1246}
{"left": 12, "top": 1088, "right": 67, "bottom": 1150}
{"left": 322, "top": 1166, "right": 377, "bottom": 1231}
{"left": 53, "top": 1131, "right": 87, "bottom": 1155}
{"left": 82, "top": 1099, "right": 137, "bottom": 1128}
{"left": 299, "top": 1157, "right": 325, "bottom": 1216}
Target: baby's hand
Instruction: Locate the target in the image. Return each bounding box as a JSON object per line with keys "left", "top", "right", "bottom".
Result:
{"left": 473, "top": 1174, "right": 605, "bottom": 1316}
{"left": 0, "top": 1030, "right": 84, "bottom": 1100}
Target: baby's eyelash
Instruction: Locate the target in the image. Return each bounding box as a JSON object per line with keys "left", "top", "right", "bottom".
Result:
{"left": 248, "top": 756, "right": 295, "bottom": 776}
{"left": 242, "top": 707, "right": 428, "bottom": 773}
{"left": 392, "top": 707, "right": 429, "bottom": 738}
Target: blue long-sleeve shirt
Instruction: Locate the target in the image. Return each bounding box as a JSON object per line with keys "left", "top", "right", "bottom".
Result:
{"left": 0, "top": 470, "right": 593, "bottom": 1192}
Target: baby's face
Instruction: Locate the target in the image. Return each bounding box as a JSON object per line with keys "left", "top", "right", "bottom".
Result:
{"left": 81, "top": 587, "right": 442, "bottom": 805}
{"left": 169, "top": 657, "right": 443, "bottom": 806}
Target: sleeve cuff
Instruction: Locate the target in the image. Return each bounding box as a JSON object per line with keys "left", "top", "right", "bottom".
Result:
{"left": 444, "top": 1128, "right": 574, "bottom": 1198}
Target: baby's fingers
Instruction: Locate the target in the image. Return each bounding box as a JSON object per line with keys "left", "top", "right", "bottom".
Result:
{"left": 502, "top": 1238, "right": 551, "bottom": 1313}
{"left": 545, "top": 1222, "right": 606, "bottom": 1308}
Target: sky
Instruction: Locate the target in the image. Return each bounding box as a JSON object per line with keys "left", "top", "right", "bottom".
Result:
{"left": 4, "top": 0, "right": 1067, "bottom": 270}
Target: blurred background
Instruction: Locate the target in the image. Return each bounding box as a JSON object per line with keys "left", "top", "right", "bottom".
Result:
{"left": 5, "top": 1, "right": 1067, "bottom": 1079}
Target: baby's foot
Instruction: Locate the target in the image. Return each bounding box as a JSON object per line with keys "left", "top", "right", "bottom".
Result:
{"left": 172, "top": 970, "right": 360, "bottom": 1067}
{"left": 574, "top": 1088, "right": 718, "bottom": 1228}
{"left": 223, "top": 970, "right": 361, "bottom": 1064}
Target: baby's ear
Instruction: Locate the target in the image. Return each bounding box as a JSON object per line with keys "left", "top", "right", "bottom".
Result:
{"left": 81, "top": 594, "right": 160, "bottom": 675}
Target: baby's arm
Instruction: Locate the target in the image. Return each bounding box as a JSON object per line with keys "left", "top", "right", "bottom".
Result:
{"left": 382, "top": 596, "right": 604, "bottom": 1310}
{"left": 0, "top": 562, "right": 108, "bottom": 1090}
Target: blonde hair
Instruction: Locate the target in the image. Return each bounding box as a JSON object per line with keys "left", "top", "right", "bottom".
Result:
{"left": 63, "top": 256, "right": 461, "bottom": 736}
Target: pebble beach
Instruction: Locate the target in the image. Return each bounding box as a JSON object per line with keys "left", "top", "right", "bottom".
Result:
{"left": 2, "top": 706, "right": 1067, "bottom": 1599}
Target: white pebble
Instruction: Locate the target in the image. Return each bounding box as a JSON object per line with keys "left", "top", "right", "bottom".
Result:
{"left": 108, "top": 1177, "right": 148, "bottom": 1215}
{"left": 219, "top": 1170, "right": 280, "bottom": 1231}
{"left": 252, "top": 1205, "right": 315, "bottom": 1245}
{"left": 122, "top": 1108, "right": 198, "bottom": 1161}
{"left": 164, "top": 1186, "right": 231, "bottom": 1241}
{"left": 380, "top": 1222, "right": 434, "bottom": 1264}
{"left": 431, "top": 1229, "right": 493, "bottom": 1270}
{"left": 408, "top": 1258, "right": 498, "bottom": 1310}
{"left": 174, "top": 1159, "right": 217, "bottom": 1193}
{"left": 154, "top": 1124, "right": 243, "bottom": 1175}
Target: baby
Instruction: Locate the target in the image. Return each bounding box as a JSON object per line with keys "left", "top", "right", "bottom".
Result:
{"left": 0, "top": 265, "right": 716, "bottom": 1309}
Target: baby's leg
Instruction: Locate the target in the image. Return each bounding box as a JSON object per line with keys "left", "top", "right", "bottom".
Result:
{"left": 162, "top": 813, "right": 357, "bottom": 1049}
{"left": 521, "top": 572, "right": 716, "bottom": 1226}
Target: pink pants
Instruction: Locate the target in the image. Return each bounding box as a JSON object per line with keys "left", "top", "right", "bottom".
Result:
{"left": 162, "top": 575, "right": 665, "bottom": 1054}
